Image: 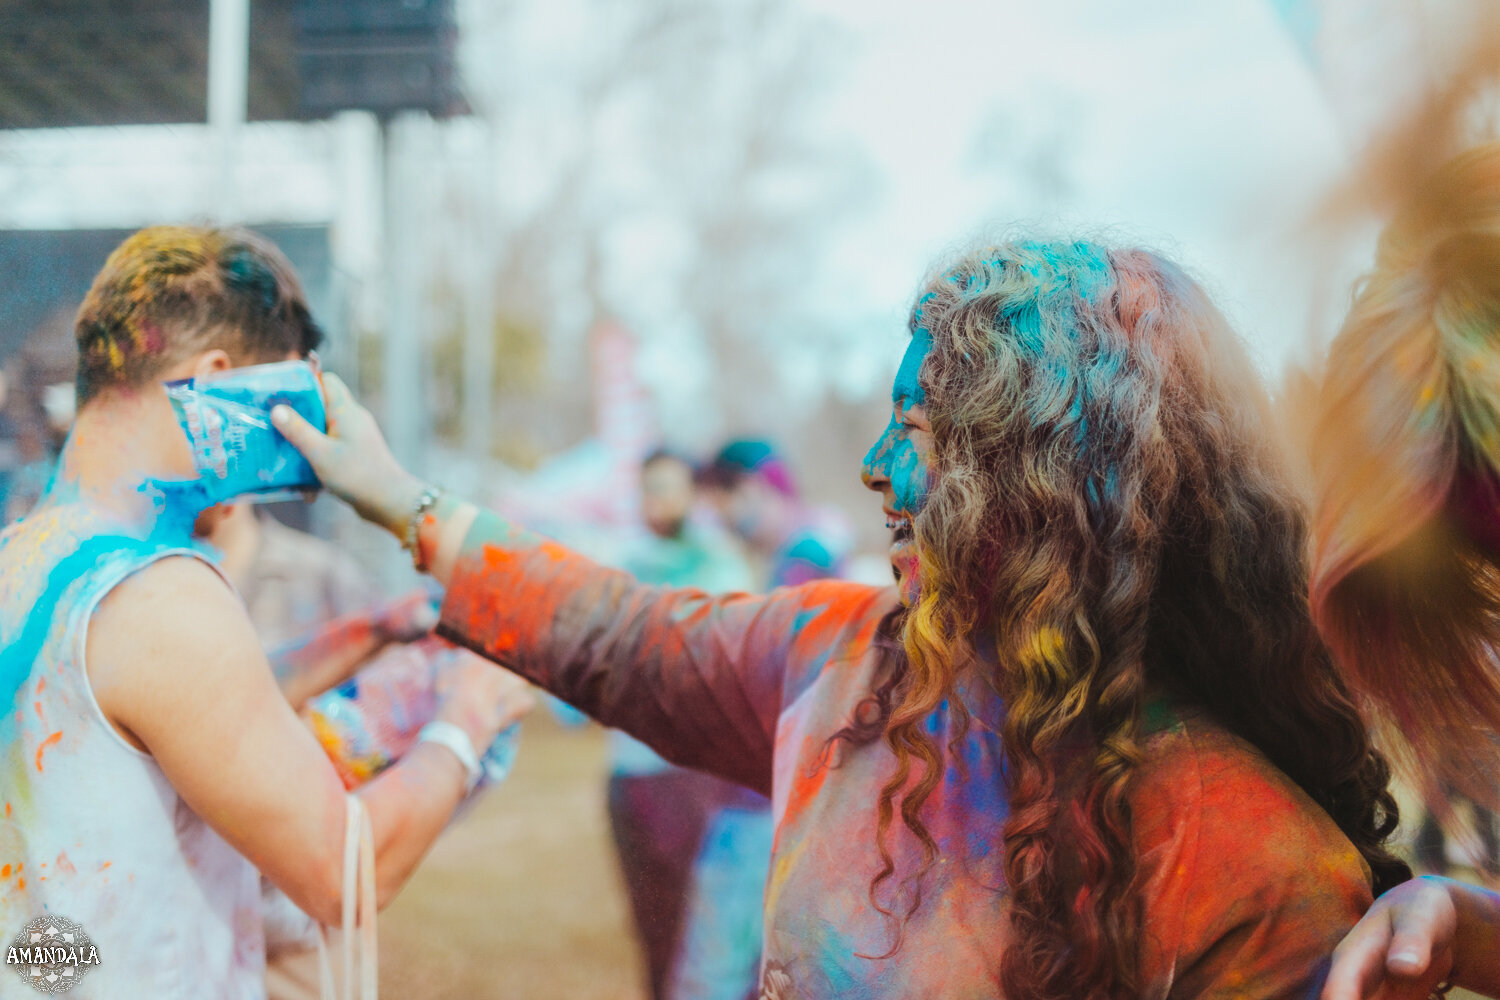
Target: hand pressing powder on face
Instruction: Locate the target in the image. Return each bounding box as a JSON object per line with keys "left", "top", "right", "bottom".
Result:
{"left": 164, "top": 359, "right": 326, "bottom": 507}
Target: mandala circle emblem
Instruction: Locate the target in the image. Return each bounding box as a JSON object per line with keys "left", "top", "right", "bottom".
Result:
{"left": 5, "top": 915, "right": 100, "bottom": 994}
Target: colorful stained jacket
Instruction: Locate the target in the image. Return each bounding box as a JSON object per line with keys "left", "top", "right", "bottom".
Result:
{"left": 436, "top": 512, "right": 1373, "bottom": 999}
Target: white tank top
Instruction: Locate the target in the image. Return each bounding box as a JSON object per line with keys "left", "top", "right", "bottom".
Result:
{"left": 0, "top": 495, "right": 265, "bottom": 999}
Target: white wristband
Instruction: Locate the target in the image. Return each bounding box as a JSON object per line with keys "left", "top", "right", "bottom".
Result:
{"left": 417, "top": 721, "right": 482, "bottom": 792}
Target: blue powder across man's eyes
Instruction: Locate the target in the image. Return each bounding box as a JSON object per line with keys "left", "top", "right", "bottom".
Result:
{"left": 165, "top": 360, "right": 325, "bottom": 507}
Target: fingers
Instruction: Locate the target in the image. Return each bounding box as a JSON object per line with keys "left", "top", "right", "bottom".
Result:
{"left": 494, "top": 668, "right": 533, "bottom": 699}
{"left": 493, "top": 667, "right": 538, "bottom": 727}
{"left": 270, "top": 401, "right": 330, "bottom": 464}
{"left": 433, "top": 651, "right": 497, "bottom": 699}
{"left": 319, "top": 372, "right": 358, "bottom": 432}
{"left": 284, "top": 371, "right": 354, "bottom": 445}
{"left": 1384, "top": 880, "right": 1457, "bottom": 976}
{"left": 497, "top": 683, "right": 538, "bottom": 730}
{"left": 1325, "top": 879, "right": 1460, "bottom": 1000}
{"left": 1324, "top": 916, "right": 1394, "bottom": 1000}
{"left": 376, "top": 590, "right": 440, "bottom": 643}
{"left": 1385, "top": 924, "right": 1434, "bottom": 979}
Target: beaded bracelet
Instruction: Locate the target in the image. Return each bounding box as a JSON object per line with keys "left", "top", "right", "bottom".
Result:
{"left": 403, "top": 485, "right": 444, "bottom": 573}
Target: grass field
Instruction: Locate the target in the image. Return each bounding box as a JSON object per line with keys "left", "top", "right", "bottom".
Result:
{"left": 379, "top": 714, "right": 649, "bottom": 1000}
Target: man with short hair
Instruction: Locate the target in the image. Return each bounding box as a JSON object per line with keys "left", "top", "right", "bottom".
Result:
{"left": 0, "top": 226, "right": 529, "bottom": 998}
{"left": 699, "top": 438, "right": 846, "bottom": 588}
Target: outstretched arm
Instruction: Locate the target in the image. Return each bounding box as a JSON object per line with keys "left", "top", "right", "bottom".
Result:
{"left": 1323, "top": 876, "right": 1500, "bottom": 1000}
{"left": 431, "top": 509, "right": 860, "bottom": 792}
{"left": 272, "top": 375, "right": 890, "bottom": 793}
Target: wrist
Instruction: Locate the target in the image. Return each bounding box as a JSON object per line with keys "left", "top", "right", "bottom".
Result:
{"left": 427, "top": 496, "right": 478, "bottom": 584}
{"left": 366, "top": 474, "right": 430, "bottom": 539}
{"left": 417, "top": 720, "right": 482, "bottom": 792}
{"left": 434, "top": 705, "right": 494, "bottom": 756}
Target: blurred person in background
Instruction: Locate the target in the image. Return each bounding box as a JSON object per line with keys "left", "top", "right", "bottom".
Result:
{"left": 0, "top": 225, "right": 530, "bottom": 998}
{"left": 680, "top": 439, "right": 845, "bottom": 997}
{"left": 0, "top": 367, "right": 16, "bottom": 520}
{"left": 1310, "top": 142, "right": 1500, "bottom": 999}
{"left": 1410, "top": 798, "right": 1499, "bottom": 891}
{"left": 1, "top": 316, "right": 78, "bottom": 524}
{"left": 608, "top": 447, "right": 763, "bottom": 1000}
{"left": 0, "top": 382, "right": 74, "bottom": 523}
{"left": 699, "top": 438, "right": 847, "bottom": 590}
{"left": 278, "top": 237, "right": 1408, "bottom": 999}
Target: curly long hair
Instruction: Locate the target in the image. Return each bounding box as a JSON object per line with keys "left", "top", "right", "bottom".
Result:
{"left": 1311, "top": 143, "right": 1500, "bottom": 811}
{"left": 870, "top": 241, "right": 1407, "bottom": 999}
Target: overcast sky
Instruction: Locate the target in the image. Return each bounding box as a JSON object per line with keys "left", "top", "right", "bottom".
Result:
{"left": 796, "top": 0, "right": 1360, "bottom": 385}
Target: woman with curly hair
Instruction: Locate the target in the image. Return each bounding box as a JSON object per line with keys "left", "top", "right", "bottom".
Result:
{"left": 1309, "top": 143, "right": 1500, "bottom": 999}
{"left": 275, "top": 238, "right": 1408, "bottom": 999}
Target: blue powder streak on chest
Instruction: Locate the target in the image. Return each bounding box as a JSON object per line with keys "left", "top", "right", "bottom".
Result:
{"left": 0, "top": 535, "right": 161, "bottom": 728}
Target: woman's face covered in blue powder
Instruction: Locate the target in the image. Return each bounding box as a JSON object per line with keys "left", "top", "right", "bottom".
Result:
{"left": 862, "top": 329, "right": 934, "bottom": 603}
